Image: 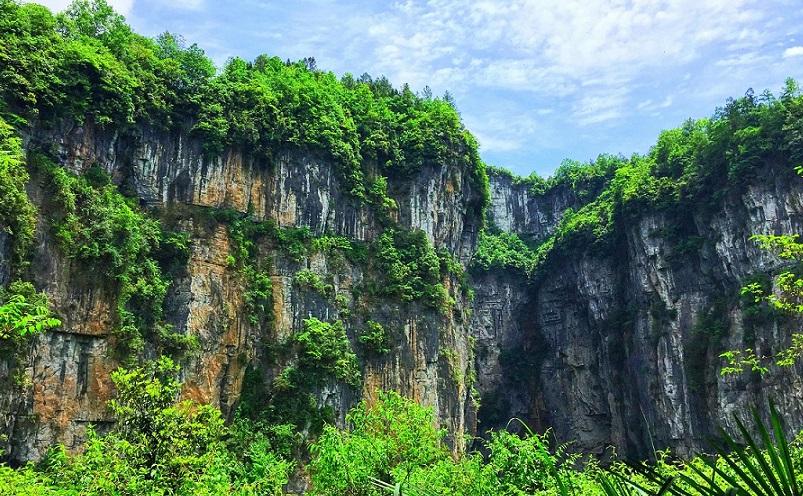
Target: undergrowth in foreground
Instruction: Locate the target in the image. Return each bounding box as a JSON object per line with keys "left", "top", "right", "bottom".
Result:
{"left": 1, "top": 366, "right": 801, "bottom": 496}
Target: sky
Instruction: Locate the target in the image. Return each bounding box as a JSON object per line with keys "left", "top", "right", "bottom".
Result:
{"left": 29, "top": 0, "right": 803, "bottom": 177}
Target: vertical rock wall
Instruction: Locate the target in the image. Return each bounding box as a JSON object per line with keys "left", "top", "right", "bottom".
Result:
{"left": 2, "top": 120, "right": 803, "bottom": 464}
{"left": 471, "top": 167, "right": 803, "bottom": 459}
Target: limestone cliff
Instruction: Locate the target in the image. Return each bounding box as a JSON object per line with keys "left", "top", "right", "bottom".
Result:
{"left": 471, "top": 165, "right": 803, "bottom": 459}
{"left": 1, "top": 117, "right": 802, "bottom": 467}
{"left": 1, "top": 120, "right": 481, "bottom": 463}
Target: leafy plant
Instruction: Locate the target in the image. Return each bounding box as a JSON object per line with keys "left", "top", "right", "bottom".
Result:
{"left": 295, "top": 269, "right": 333, "bottom": 297}
{"left": 293, "top": 317, "right": 360, "bottom": 387}
{"left": 0, "top": 281, "right": 60, "bottom": 342}
{"left": 722, "top": 232, "right": 803, "bottom": 374}
{"left": 638, "top": 403, "right": 800, "bottom": 496}
{"left": 0, "top": 116, "right": 36, "bottom": 271}
{"left": 358, "top": 320, "right": 391, "bottom": 355}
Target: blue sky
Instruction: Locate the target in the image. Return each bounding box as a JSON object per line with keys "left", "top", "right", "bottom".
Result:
{"left": 31, "top": 0, "right": 803, "bottom": 177}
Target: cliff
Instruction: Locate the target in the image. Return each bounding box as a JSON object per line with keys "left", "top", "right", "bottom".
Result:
{"left": 1, "top": 119, "right": 483, "bottom": 463}
{"left": 3, "top": 117, "right": 802, "bottom": 466}
{"left": 472, "top": 165, "right": 803, "bottom": 459}
{"left": 2, "top": 1, "right": 803, "bottom": 470}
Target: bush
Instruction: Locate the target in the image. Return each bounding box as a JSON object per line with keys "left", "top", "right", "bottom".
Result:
{"left": 294, "top": 269, "right": 332, "bottom": 296}
{"left": 358, "top": 320, "right": 391, "bottom": 355}
{"left": 21, "top": 357, "right": 293, "bottom": 495}
{"left": 308, "top": 390, "right": 451, "bottom": 495}
{"left": 372, "top": 228, "right": 454, "bottom": 311}
{"left": 293, "top": 317, "right": 360, "bottom": 387}
{"left": 0, "top": 116, "right": 36, "bottom": 270}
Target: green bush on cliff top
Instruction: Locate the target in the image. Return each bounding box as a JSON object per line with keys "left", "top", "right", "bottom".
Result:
{"left": 0, "top": 0, "right": 489, "bottom": 212}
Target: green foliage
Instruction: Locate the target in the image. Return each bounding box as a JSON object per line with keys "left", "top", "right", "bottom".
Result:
{"left": 0, "top": 280, "right": 60, "bottom": 343}
{"left": 473, "top": 230, "right": 538, "bottom": 274}
{"left": 308, "top": 390, "right": 455, "bottom": 495}
{"left": 294, "top": 269, "right": 333, "bottom": 296}
{"left": 243, "top": 267, "right": 273, "bottom": 327}
{"left": 486, "top": 426, "right": 564, "bottom": 494}
{"left": 0, "top": 0, "right": 214, "bottom": 127}
{"left": 4, "top": 384, "right": 803, "bottom": 496}
{"left": 1, "top": 0, "right": 489, "bottom": 218}
{"left": 293, "top": 317, "right": 360, "bottom": 387}
{"left": 487, "top": 155, "right": 618, "bottom": 199}
{"left": 213, "top": 211, "right": 275, "bottom": 327}
{"left": 306, "top": 391, "right": 606, "bottom": 496}
{"left": 217, "top": 211, "right": 372, "bottom": 330}
{"left": 0, "top": 116, "right": 36, "bottom": 270}
{"left": 372, "top": 228, "right": 454, "bottom": 312}
{"left": 637, "top": 403, "right": 801, "bottom": 496}
{"left": 307, "top": 393, "right": 803, "bottom": 496}
{"left": 0, "top": 465, "right": 66, "bottom": 496}
{"left": 722, "top": 233, "right": 803, "bottom": 374}
{"left": 2, "top": 356, "right": 294, "bottom": 495}
{"left": 477, "top": 83, "right": 803, "bottom": 277}
{"left": 242, "top": 318, "right": 361, "bottom": 437}
{"left": 358, "top": 320, "right": 391, "bottom": 355}
{"left": 36, "top": 155, "right": 192, "bottom": 355}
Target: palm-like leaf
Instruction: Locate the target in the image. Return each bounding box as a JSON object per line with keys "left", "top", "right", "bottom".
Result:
{"left": 640, "top": 403, "right": 799, "bottom": 496}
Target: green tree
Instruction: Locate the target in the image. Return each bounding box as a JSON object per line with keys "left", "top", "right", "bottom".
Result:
{"left": 38, "top": 357, "right": 292, "bottom": 495}
{"left": 0, "top": 116, "right": 36, "bottom": 270}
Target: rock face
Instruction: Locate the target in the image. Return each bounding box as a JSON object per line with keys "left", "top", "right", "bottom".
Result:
{"left": 1, "top": 121, "right": 479, "bottom": 464}
{"left": 1, "top": 120, "right": 802, "bottom": 465}
{"left": 471, "top": 165, "right": 803, "bottom": 459}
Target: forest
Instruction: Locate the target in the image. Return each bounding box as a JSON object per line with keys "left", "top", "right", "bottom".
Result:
{"left": 2, "top": 0, "right": 803, "bottom": 494}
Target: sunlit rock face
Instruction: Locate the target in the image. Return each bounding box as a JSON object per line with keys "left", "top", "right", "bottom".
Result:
{"left": 1, "top": 121, "right": 480, "bottom": 463}
{"left": 1, "top": 119, "right": 802, "bottom": 464}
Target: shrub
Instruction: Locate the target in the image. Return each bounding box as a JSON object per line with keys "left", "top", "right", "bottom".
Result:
{"left": 293, "top": 317, "right": 360, "bottom": 387}
{"left": 358, "top": 320, "right": 391, "bottom": 355}
{"left": 0, "top": 116, "right": 36, "bottom": 271}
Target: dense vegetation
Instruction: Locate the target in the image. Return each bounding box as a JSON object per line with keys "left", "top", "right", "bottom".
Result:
{"left": 0, "top": 115, "right": 36, "bottom": 271}
{"left": 3, "top": 368, "right": 803, "bottom": 495}
{"left": 0, "top": 0, "right": 488, "bottom": 211}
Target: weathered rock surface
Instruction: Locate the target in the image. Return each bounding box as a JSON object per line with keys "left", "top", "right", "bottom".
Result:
{"left": 2, "top": 121, "right": 478, "bottom": 463}
{"left": 2, "top": 119, "right": 803, "bottom": 466}
{"left": 471, "top": 165, "right": 803, "bottom": 459}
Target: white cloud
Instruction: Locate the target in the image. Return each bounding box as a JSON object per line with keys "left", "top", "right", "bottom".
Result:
{"left": 172, "top": 0, "right": 203, "bottom": 8}
{"left": 463, "top": 107, "right": 562, "bottom": 155}
{"left": 573, "top": 91, "right": 628, "bottom": 126}
{"left": 783, "top": 46, "right": 803, "bottom": 58}
{"left": 24, "top": 0, "right": 134, "bottom": 15}
{"left": 323, "top": 0, "right": 777, "bottom": 136}
{"left": 636, "top": 96, "right": 673, "bottom": 112}
{"left": 715, "top": 52, "right": 772, "bottom": 67}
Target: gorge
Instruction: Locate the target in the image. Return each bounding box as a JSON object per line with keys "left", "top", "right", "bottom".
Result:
{"left": 1, "top": 0, "right": 803, "bottom": 493}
